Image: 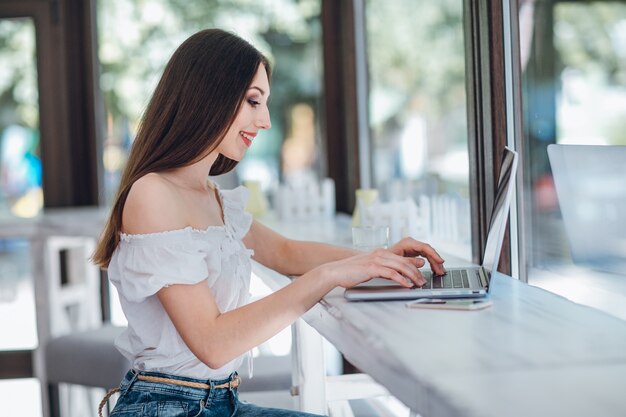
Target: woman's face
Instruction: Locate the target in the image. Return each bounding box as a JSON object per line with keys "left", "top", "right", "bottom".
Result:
{"left": 216, "top": 65, "right": 271, "bottom": 161}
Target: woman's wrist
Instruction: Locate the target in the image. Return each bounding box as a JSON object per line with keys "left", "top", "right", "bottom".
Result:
{"left": 306, "top": 263, "right": 339, "bottom": 294}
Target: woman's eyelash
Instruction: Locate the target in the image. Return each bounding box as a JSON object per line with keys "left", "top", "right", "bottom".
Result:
{"left": 247, "top": 99, "right": 261, "bottom": 107}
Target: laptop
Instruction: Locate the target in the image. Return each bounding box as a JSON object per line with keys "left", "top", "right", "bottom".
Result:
{"left": 547, "top": 144, "right": 626, "bottom": 275}
{"left": 344, "top": 147, "right": 519, "bottom": 301}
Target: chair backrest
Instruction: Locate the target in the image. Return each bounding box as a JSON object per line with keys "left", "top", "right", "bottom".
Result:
{"left": 41, "top": 236, "right": 101, "bottom": 338}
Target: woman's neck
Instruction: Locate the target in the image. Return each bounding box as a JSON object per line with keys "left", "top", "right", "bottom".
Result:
{"left": 162, "top": 152, "right": 218, "bottom": 192}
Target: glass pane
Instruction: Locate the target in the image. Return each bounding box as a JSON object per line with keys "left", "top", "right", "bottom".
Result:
{"left": 0, "top": 239, "right": 36, "bottom": 350}
{"left": 365, "top": 0, "right": 470, "bottom": 257}
{"left": 97, "top": 0, "right": 324, "bottom": 204}
{"left": 0, "top": 18, "right": 42, "bottom": 218}
{"left": 520, "top": 0, "right": 626, "bottom": 312}
{"left": 0, "top": 18, "right": 39, "bottom": 352}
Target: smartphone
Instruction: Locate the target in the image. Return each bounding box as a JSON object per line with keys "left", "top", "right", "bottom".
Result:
{"left": 406, "top": 298, "right": 493, "bottom": 311}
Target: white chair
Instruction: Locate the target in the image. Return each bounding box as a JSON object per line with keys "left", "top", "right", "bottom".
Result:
{"left": 33, "top": 235, "right": 128, "bottom": 417}
{"left": 238, "top": 276, "right": 295, "bottom": 397}
{"left": 291, "top": 319, "right": 401, "bottom": 417}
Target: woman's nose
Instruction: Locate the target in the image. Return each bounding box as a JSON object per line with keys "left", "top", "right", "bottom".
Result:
{"left": 256, "top": 106, "right": 271, "bottom": 130}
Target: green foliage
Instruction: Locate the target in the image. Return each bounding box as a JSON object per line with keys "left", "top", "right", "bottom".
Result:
{"left": 555, "top": 2, "right": 626, "bottom": 87}
{"left": 0, "top": 19, "right": 38, "bottom": 132}
{"left": 366, "top": 0, "right": 466, "bottom": 119}
{"left": 97, "top": 0, "right": 322, "bottom": 147}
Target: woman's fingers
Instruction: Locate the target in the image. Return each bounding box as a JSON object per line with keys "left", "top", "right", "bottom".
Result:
{"left": 332, "top": 248, "right": 433, "bottom": 289}
{"left": 411, "top": 242, "right": 445, "bottom": 267}
{"left": 368, "top": 250, "right": 426, "bottom": 287}
{"left": 372, "top": 266, "right": 413, "bottom": 287}
{"left": 391, "top": 238, "right": 446, "bottom": 276}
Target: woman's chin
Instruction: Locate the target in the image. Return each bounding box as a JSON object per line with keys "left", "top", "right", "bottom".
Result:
{"left": 223, "top": 152, "right": 244, "bottom": 162}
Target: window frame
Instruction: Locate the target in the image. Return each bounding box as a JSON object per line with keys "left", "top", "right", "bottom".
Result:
{"left": 321, "top": 0, "right": 364, "bottom": 213}
{"left": 464, "top": 0, "right": 519, "bottom": 274}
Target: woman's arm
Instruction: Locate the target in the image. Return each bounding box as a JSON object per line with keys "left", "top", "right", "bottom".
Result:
{"left": 243, "top": 220, "right": 357, "bottom": 276}
{"left": 244, "top": 220, "right": 446, "bottom": 277}
{"left": 157, "top": 269, "right": 333, "bottom": 369}
{"left": 158, "top": 247, "right": 424, "bottom": 369}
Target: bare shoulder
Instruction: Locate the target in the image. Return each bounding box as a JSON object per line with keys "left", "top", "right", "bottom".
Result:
{"left": 122, "top": 173, "right": 187, "bottom": 234}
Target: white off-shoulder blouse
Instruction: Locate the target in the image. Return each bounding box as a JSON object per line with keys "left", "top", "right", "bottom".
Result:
{"left": 108, "top": 185, "right": 254, "bottom": 380}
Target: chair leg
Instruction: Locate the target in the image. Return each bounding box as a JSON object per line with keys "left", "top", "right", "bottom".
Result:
{"left": 328, "top": 400, "right": 356, "bottom": 417}
{"left": 48, "top": 384, "right": 61, "bottom": 417}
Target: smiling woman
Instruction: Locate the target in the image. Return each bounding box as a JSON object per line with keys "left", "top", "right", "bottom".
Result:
{"left": 93, "top": 29, "right": 272, "bottom": 265}
{"left": 92, "top": 28, "right": 446, "bottom": 417}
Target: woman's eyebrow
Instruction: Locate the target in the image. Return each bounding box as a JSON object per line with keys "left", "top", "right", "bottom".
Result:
{"left": 248, "top": 86, "right": 266, "bottom": 95}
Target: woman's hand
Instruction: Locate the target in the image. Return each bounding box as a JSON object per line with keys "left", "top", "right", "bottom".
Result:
{"left": 388, "top": 237, "right": 446, "bottom": 276}
{"left": 317, "top": 248, "right": 428, "bottom": 289}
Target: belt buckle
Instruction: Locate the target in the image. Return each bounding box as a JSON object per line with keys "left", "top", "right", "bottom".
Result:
{"left": 229, "top": 376, "right": 241, "bottom": 389}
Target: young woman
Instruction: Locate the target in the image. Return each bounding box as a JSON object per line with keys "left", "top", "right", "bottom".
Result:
{"left": 93, "top": 28, "right": 445, "bottom": 417}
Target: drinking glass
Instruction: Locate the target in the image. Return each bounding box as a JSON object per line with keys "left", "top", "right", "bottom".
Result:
{"left": 352, "top": 226, "right": 390, "bottom": 251}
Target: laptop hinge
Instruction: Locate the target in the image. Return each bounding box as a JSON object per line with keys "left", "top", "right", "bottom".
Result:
{"left": 479, "top": 268, "right": 490, "bottom": 288}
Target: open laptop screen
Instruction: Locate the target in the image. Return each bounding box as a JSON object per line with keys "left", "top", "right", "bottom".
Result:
{"left": 481, "top": 147, "right": 518, "bottom": 275}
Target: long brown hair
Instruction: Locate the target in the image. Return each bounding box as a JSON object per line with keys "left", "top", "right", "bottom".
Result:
{"left": 93, "top": 29, "right": 271, "bottom": 268}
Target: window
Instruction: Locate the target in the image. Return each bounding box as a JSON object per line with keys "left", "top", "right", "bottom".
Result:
{"left": 365, "top": 0, "right": 470, "bottom": 257}
{"left": 520, "top": 0, "right": 626, "bottom": 311}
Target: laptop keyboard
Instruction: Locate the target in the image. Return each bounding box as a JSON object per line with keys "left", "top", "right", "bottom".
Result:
{"left": 421, "top": 270, "right": 471, "bottom": 289}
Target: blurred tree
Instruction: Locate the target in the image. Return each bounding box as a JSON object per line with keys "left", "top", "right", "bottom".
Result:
{"left": 0, "top": 19, "right": 38, "bottom": 133}
{"left": 555, "top": 3, "right": 626, "bottom": 87}
{"left": 367, "top": 0, "right": 466, "bottom": 126}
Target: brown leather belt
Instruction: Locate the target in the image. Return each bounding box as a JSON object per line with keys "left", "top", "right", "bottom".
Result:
{"left": 99, "top": 373, "right": 241, "bottom": 417}
{"left": 137, "top": 374, "right": 241, "bottom": 390}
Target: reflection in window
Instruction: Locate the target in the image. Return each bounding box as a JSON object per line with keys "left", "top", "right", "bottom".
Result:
{"left": 97, "top": 0, "right": 324, "bottom": 203}
{"left": 521, "top": 0, "right": 626, "bottom": 314}
{"left": 521, "top": 0, "right": 626, "bottom": 272}
{"left": 365, "top": 0, "right": 469, "bottom": 256}
{"left": 0, "top": 19, "right": 42, "bottom": 218}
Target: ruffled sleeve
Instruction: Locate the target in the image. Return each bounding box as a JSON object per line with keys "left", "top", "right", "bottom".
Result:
{"left": 219, "top": 185, "right": 253, "bottom": 240}
{"left": 110, "top": 233, "right": 220, "bottom": 303}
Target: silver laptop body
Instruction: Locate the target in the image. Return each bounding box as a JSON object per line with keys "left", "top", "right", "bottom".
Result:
{"left": 547, "top": 144, "right": 626, "bottom": 275}
{"left": 344, "top": 147, "right": 519, "bottom": 301}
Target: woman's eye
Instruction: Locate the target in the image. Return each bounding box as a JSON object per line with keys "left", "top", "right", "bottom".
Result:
{"left": 247, "top": 99, "right": 261, "bottom": 107}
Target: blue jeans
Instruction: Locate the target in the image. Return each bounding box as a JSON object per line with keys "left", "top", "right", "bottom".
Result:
{"left": 110, "top": 370, "right": 324, "bottom": 417}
